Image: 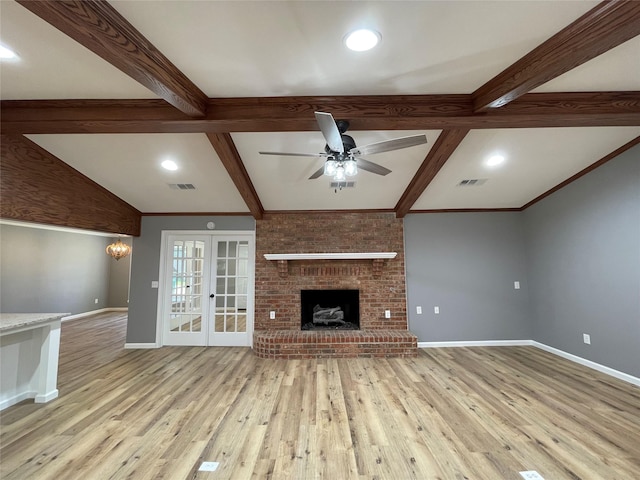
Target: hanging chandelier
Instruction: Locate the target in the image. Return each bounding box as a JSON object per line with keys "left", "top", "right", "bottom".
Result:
{"left": 106, "top": 239, "right": 131, "bottom": 260}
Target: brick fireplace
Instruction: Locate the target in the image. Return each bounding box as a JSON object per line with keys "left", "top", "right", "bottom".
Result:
{"left": 253, "top": 212, "right": 418, "bottom": 358}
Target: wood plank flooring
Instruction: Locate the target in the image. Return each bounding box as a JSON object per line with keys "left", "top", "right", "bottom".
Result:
{"left": 1, "top": 312, "right": 638, "bottom": 479}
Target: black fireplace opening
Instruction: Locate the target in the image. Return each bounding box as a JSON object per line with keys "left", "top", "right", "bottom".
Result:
{"left": 301, "top": 289, "right": 360, "bottom": 330}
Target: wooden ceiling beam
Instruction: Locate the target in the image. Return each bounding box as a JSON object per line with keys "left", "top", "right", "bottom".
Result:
{"left": 16, "top": 0, "right": 208, "bottom": 117}
{"left": 394, "top": 129, "right": 470, "bottom": 218}
{"left": 472, "top": 0, "right": 640, "bottom": 111}
{"left": 2, "top": 92, "right": 639, "bottom": 134}
{"left": 205, "top": 133, "right": 264, "bottom": 220}
{"left": 0, "top": 135, "right": 141, "bottom": 235}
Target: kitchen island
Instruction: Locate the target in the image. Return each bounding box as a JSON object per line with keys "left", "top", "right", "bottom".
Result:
{"left": 0, "top": 313, "right": 68, "bottom": 410}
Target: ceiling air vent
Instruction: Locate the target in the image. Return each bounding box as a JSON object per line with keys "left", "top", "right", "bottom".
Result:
{"left": 457, "top": 178, "right": 487, "bottom": 187}
{"left": 168, "top": 183, "right": 196, "bottom": 190}
{"left": 330, "top": 181, "right": 356, "bottom": 189}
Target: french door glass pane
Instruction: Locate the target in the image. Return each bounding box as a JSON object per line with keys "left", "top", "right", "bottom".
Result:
{"left": 215, "top": 240, "right": 250, "bottom": 333}
{"left": 170, "top": 239, "right": 205, "bottom": 334}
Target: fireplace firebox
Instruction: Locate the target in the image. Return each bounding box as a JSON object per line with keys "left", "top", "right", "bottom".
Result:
{"left": 301, "top": 289, "right": 360, "bottom": 330}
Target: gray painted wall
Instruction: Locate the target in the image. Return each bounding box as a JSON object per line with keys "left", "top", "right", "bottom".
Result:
{"left": 404, "top": 212, "right": 531, "bottom": 342}
{"left": 0, "top": 224, "right": 113, "bottom": 314}
{"left": 524, "top": 145, "right": 640, "bottom": 377}
{"left": 126, "top": 215, "right": 255, "bottom": 344}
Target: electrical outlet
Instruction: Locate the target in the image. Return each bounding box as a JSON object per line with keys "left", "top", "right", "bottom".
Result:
{"left": 514, "top": 281, "right": 521, "bottom": 289}
{"left": 434, "top": 306, "right": 439, "bottom": 314}
{"left": 199, "top": 462, "right": 219, "bottom": 472}
{"left": 583, "top": 333, "right": 591, "bottom": 345}
{"left": 94, "top": 298, "right": 99, "bottom": 304}
{"left": 416, "top": 306, "right": 422, "bottom": 314}
{"left": 269, "top": 311, "right": 276, "bottom": 319}
{"left": 519, "top": 471, "right": 545, "bottom": 480}
{"left": 384, "top": 310, "right": 391, "bottom": 319}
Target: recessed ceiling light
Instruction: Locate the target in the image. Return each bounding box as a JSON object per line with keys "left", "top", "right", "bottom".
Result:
{"left": 161, "top": 159, "right": 178, "bottom": 171}
{"left": 344, "top": 29, "right": 381, "bottom": 52}
{"left": 0, "top": 44, "right": 18, "bottom": 60}
{"left": 486, "top": 154, "right": 505, "bottom": 167}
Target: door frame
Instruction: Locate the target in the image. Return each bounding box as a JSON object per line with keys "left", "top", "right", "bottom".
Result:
{"left": 155, "top": 230, "right": 255, "bottom": 347}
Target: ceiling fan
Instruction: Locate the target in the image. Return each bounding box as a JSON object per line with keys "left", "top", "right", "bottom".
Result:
{"left": 259, "top": 112, "right": 428, "bottom": 181}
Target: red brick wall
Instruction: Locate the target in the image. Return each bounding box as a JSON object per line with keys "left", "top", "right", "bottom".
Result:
{"left": 255, "top": 212, "right": 407, "bottom": 331}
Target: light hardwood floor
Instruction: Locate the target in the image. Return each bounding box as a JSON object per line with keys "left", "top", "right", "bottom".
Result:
{"left": 1, "top": 312, "right": 638, "bottom": 479}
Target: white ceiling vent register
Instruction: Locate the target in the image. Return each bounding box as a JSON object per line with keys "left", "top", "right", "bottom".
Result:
{"left": 457, "top": 179, "right": 488, "bottom": 187}
{"left": 168, "top": 183, "right": 196, "bottom": 190}
{"left": 330, "top": 181, "right": 356, "bottom": 189}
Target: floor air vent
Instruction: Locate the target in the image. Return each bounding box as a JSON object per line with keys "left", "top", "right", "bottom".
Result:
{"left": 168, "top": 183, "right": 196, "bottom": 190}
{"left": 330, "top": 181, "right": 356, "bottom": 189}
{"left": 457, "top": 179, "right": 487, "bottom": 186}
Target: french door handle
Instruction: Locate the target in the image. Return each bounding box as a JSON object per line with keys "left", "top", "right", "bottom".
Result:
{"left": 209, "top": 294, "right": 215, "bottom": 298}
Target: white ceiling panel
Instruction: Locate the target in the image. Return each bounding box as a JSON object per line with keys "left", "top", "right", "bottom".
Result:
{"left": 413, "top": 127, "right": 640, "bottom": 210}
{"left": 234, "top": 130, "right": 438, "bottom": 210}
{"left": 25, "top": 133, "right": 249, "bottom": 213}
{"left": 533, "top": 36, "right": 640, "bottom": 92}
{"left": 110, "top": 0, "right": 599, "bottom": 96}
{"left": 0, "top": 1, "right": 155, "bottom": 100}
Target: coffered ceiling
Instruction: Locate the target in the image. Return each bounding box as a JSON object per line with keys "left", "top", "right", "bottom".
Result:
{"left": 1, "top": 0, "right": 639, "bottom": 222}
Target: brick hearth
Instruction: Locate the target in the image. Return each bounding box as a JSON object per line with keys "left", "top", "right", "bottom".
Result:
{"left": 254, "top": 212, "right": 418, "bottom": 358}
{"left": 254, "top": 330, "right": 417, "bottom": 359}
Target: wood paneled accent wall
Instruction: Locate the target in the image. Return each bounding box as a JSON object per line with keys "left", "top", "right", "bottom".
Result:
{"left": 1, "top": 135, "right": 141, "bottom": 235}
{"left": 255, "top": 212, "right": 407, "bottom": 331}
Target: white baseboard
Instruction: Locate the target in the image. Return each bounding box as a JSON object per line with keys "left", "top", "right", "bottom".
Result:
{"left": 531, "top": 341, "right": 640, "bottom": 387}
{"left": 418, "top": 340, "right": 532, "bottom": 348}
{"left": 62, "top": 307, "right": 128, "bottom": 322}
{"left": 0, "top": 391, "right": 36, "bottom": 411}
{"left": 417, "top": 339, "right": 639, "bottom": 387}
{"left": 124, "top": 343, "right": 159, "bottom": 349}
{"left": 35, "top": 389, "right": 59, "bottom": 403}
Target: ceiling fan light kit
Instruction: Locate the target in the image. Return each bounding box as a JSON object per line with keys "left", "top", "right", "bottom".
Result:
{"left": 324, "top": 158, "right": 357, "bottom": 181}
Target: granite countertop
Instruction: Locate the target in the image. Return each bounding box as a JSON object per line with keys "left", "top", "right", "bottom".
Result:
{"left": 0, "top": 313, "right": 69, "bottom": 333}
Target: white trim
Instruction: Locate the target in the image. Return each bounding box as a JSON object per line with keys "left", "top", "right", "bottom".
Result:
{"left": 62, "top": 307, "right": 128, "bottom": 322}
{"left": 157, "top": 229, "right": 256, "bottom": 348}
{"left": 0, "top": 219, "right": 131, "bottom": 238}
{"left": 0, "top": 391, "right": 36, "bottom": 410}
{"left": 124, "top": 342, "right": 159, "bottom": 349}
{"left": 531, "top": 341, "right": 640, "bottom": 387}
{"left": 264, "top": 252, "right": 397, "bottom": 261}
{"left": 35, "top": 389, "right": 59, "bottom": 403}
{"left": 417, "top": 339, "right": 639, "bottom": 386}
{"left": 418, "top": 340, "right": 532, "bottom": 348}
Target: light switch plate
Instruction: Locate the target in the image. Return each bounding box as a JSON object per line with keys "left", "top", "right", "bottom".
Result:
{"left": 384, "top": 310, "right": 391, "bottom": 318}
{"left": 434, "top": 306, "right": 440, "bottom": 314}
{"left": 514, "top": 281, "right": 520, "bottom": 289}
{"left": 151, "top": 281, "right": 159, "bottom": 288}
{"left": 416, "top": 306, "right": 422, "bottom": 314}
{"left": 269, "top": 311, "right": 276, "bottom": 319}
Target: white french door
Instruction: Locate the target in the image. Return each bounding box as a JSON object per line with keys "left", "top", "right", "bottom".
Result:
{"left": 160, "top": 232, "right": 254, "bottom": 347}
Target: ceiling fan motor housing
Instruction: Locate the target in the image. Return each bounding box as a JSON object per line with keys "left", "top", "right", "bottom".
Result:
{"left": 325, "top": 134, "right": 356, "bottom": 155}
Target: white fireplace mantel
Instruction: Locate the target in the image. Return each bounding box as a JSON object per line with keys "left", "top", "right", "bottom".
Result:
{"left": 263, "top": 252, "right": 397, "bottom": 278}
{"left": 264, "top": 252, "right": 397, "bottom": 261}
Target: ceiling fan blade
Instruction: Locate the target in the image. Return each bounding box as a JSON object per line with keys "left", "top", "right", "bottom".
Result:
{"left": 350, "top": 134, "right": 427, "bottom": 156}
{"left": 308, "top": 166, "right": 325, "bottom": 180}
{"left": 315, "top": 111, "right": 344, "bottom": 153}
{"left": 356, "top": 158, "right": 392, "bottom": 176}
{"left": 259, "top": 151, "right": 326, "bottom": 158}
